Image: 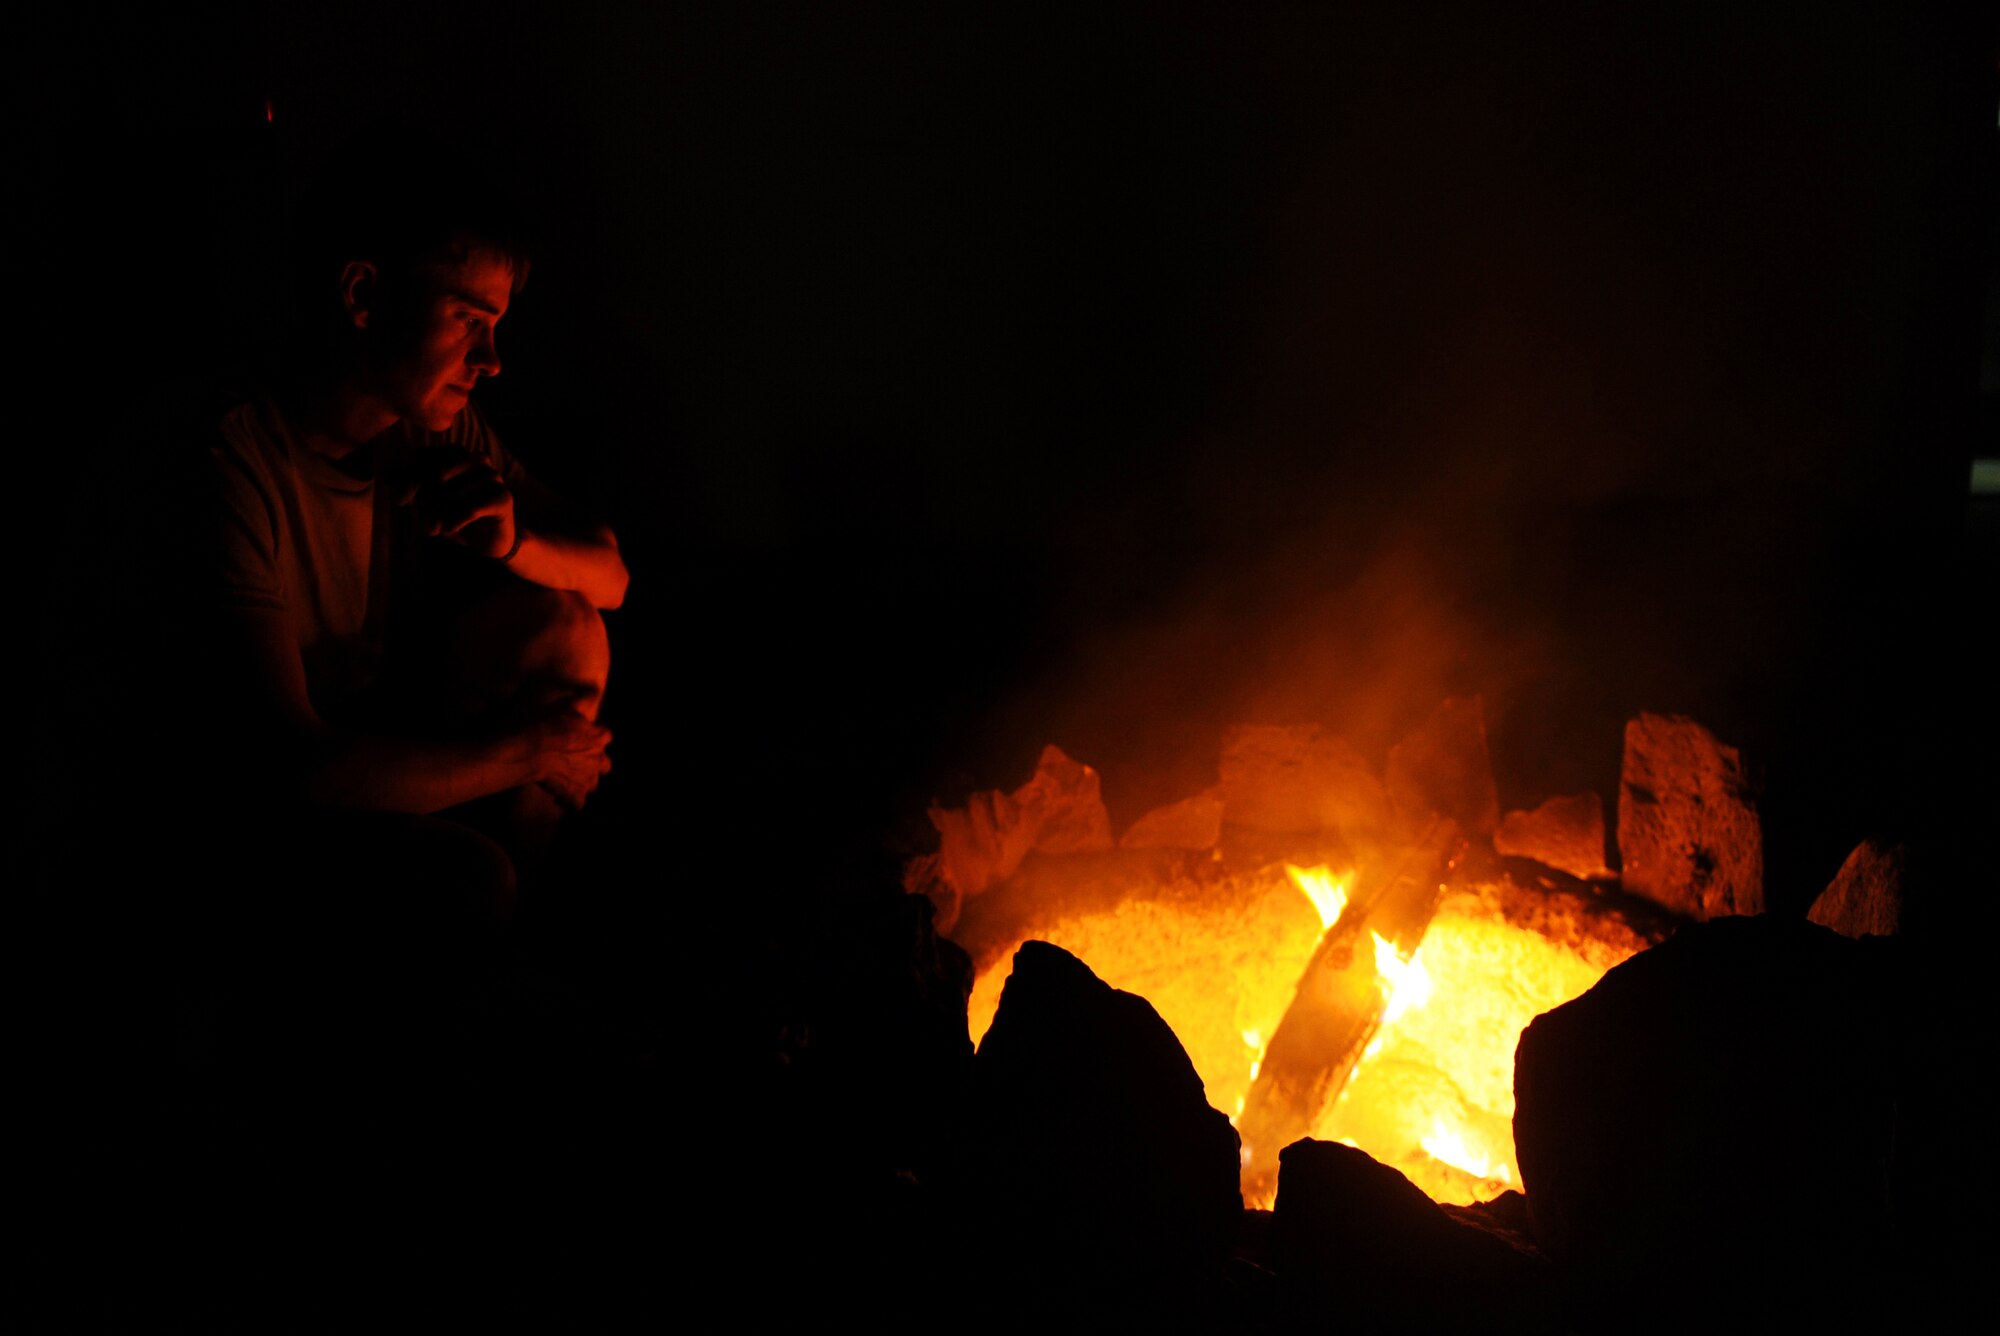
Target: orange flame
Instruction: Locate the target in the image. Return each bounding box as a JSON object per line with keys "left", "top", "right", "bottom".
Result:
{"left": 1284, "top": 863, "right": 1349, "bottom": 932}
{"left": 1371, "top": 931, "right": 1432, "bottom": 1023}
{"left": 1420, "top": 1120, "right": 1510, "bottom": 1184}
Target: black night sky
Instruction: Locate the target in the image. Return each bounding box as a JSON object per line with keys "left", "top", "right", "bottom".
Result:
{"left": 23, "top": 2, "right": 1993, "bottom": 868}
{"left": 14, "top": 1, "right": 1998, "bottom": 1322}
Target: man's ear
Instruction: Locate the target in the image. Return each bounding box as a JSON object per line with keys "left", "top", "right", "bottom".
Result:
{"left": 338, "top": 260, "right": 379, "bottom": 330}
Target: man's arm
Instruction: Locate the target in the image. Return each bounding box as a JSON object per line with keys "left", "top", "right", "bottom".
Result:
{"left": 501, "top": 471, "right": 629, "bottom": 610}
{"left": 221, "top": 605, "right": 611, "bottom": 815}
{"left": 403, "top": 454, "right": 629, "bottom": 610}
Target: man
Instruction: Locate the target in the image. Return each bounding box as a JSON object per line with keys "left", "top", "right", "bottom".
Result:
{"left": 203, "top": 149, "right": 627, "bottom": 1081}
{"left": 212, "top": 184, "right": 624, "bottom": 840}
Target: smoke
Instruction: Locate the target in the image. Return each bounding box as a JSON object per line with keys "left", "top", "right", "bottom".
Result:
{"left": 940, "top": 3, "right": 1963, "bottom": 854}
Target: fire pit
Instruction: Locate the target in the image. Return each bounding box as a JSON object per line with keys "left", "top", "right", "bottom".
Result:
{"left": 910, "top": 701, "right": 1777, "bottom": 1209}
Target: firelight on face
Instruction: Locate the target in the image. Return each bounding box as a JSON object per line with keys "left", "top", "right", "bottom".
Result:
{"left": 378, "top": 251, "right": 514, "bottom": 433}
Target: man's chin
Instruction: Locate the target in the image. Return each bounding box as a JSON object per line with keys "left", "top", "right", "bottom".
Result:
{"left": 416, "top": 403, "right": 466, "bottom": 433}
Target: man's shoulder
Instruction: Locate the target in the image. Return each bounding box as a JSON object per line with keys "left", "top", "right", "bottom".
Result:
{"left": 215, "top": 395, "right": 293, "bottom": 470}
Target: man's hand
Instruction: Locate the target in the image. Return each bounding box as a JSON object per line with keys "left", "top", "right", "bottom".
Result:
{"left": 521, "top": 700, "right": 613, "bottom": 811}
{"left": 395, "top": 449, "right": 517, "bottom": 560}
{"left": 391, "top": 445, "right": 629, "bottom": 609}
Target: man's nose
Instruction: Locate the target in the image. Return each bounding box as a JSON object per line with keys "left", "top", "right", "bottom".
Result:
{"left": 470, "top": 327, "right": 501, "bottom": 377}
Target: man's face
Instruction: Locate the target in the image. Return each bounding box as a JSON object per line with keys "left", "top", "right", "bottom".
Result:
{"left": 373, "top": 250, "right": 514, "bottom": 433}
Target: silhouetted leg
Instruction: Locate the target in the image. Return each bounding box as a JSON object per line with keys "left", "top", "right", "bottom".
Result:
{"left": 214, "top": 804, "right": 518, "bottom": 1093}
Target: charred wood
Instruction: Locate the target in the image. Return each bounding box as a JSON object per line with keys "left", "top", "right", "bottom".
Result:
{"left": 1235, "top": 818, "right": 1462, "bottom": 1203}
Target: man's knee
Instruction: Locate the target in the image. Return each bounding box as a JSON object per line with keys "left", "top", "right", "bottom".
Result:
{"left": 449, "top": 585, "right": 610, "bottom": 715}
{"left": 524, "top": 587, "right": 609, "bottom": 674}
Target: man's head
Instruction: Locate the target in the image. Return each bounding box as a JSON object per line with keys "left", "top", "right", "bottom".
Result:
{"left": 296, "top": 125, "right": 533, "bottom": 432}
{"left": 341, "top": 246, "right": 516, "bottom": 433}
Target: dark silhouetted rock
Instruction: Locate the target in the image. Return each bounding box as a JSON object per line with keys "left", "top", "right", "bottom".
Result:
{"left": 946, "top": 941, "right": 1241, "bottom": 1319}
{"left": 1616, "top": 713, "right": 1763, "bottom": 918}
{"left": 1219, "top": 724, "right": 1389, "bottom": 837}
{"left": 1808, "top": 839, "right": 1906, "bottom": 938}
{"left": 1514, "top": 916, "right": 1905, "bottom": 1325}
{"left": 1271, "top": 1140, "right": 1555, "bottom": 1332}
{"left": 1386, "top": 696, "right": 1501, "bottom": 838}
{"left": 1495, "top": 792, "right": 1613, "bottom": 881}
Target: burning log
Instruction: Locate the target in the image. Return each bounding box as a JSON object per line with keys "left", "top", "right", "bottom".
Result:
{"left": 1808, "top": 838, "right": 1905, "bottom": 938}
{"left": 1234, "top": 818, "right": 1463, "bottom": 1205}
{"left": 1237, "top": 698, "right": 1508, "bottom": 1203}
{"left": 1616, "top": 712, "right": 1764, "bottom": 919}
{"left": 1495, "top": 792, "right": 1614, "bottom": 882}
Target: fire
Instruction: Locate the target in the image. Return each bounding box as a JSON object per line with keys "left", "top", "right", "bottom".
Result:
{"left": 1371, "top": 931, "right": 1431, "bottom": 1023}
{"left": 1420, "top": 1121, "right": 1510, "bottom": 1184}
{"left": 962, "top": 871, "right": 1649, "bottom": 1207}
{"left": 1312, "top": 884, "right": 1646, "bottom": 1202}
{"left": 963, "top": 859, "right": 1332, "bottom": 1123}
{"left": 1284, "top": 863, "right": 1349, "bottom": 932}
{"left": 943, "top": 722, "right": 1658, "bottom": 1210}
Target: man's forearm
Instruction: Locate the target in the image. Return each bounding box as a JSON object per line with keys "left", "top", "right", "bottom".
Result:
{"left": 300, "top": 729, "right": 540, "bottom": 815}
{"left": 504, "top": 521, "right": 628, "bottom": 610}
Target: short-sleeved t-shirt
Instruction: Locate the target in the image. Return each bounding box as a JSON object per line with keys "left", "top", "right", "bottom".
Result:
{"left": 211, "top": 397, "right": 529, "bottom": 714}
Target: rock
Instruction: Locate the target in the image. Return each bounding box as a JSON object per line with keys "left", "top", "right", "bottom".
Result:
{"left": 1808, "top": 839, "right": 1905, "bottom": 938}
{"left": 1218, "top": 724, "right": 1389, "bottom": 838}
{"left": 1270, "top": 1140, "right": 1554, "bottom": 1332}
{"left": 1386, "top": 696, "right": 1501, "bottom": 838}
{"left": 905, "top": 746, "right": 1114, "bottom": 931}
{"left": 946, "top": 941, "right": 1241, "bottom": 1316}
{"left": 1616, "top": 713, "right": 1763, "bottom": 918}
{"left": 1495, "top": 792, "right": 1613, "bottom": 881}
{"left": 1119, "top": 788, "right": 1225, "bottom": 851}
{"left": 1513, "top": 916, "right": 1906, "bottom": 1322}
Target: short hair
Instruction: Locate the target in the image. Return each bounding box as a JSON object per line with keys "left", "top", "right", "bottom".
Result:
{"left": 294, "top": 120, "right": 535, "bottom": 318}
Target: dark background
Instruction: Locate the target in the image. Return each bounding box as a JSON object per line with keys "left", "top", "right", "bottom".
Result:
{"left": 13, "top": 0, "right": 1997, "bottom": 1017}
{"left": 14, "top": 0, "right": 1995, "bottom": 984}
{"left": 9, "top": 0, "right": 1997, "bottom": 1320}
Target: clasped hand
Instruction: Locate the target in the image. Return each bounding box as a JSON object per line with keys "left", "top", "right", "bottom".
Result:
{"left": 392, "top": 449, "right": 517, "bottom": 560}
{"left": 527, "top": 697, "right": 612, "bottom": 811}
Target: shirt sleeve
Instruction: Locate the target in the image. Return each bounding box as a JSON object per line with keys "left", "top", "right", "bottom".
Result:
{"left": 208, "top": 438, "right": 288, "bottom": 613}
